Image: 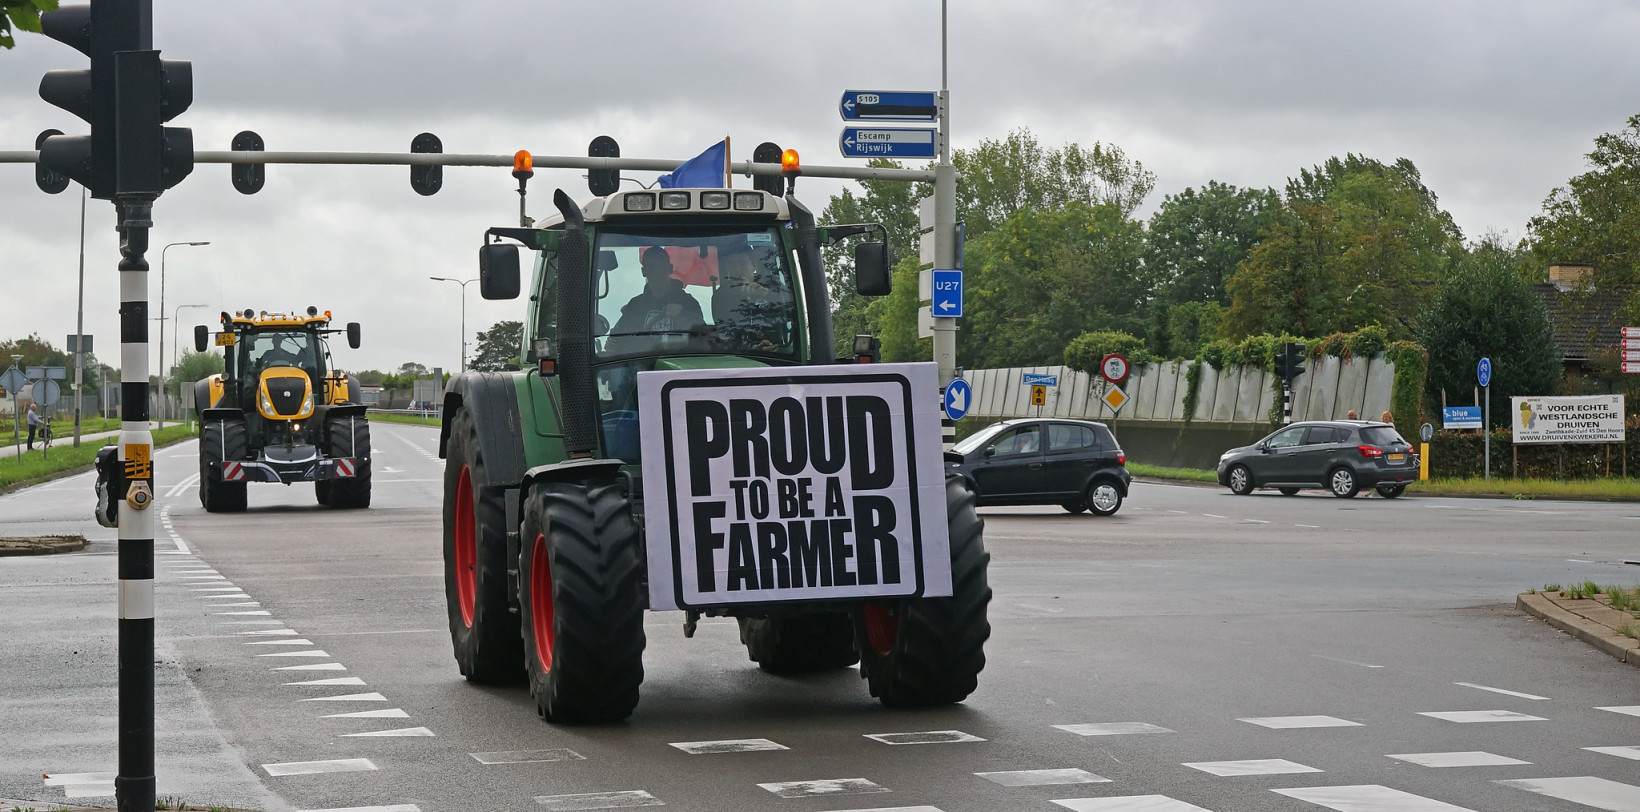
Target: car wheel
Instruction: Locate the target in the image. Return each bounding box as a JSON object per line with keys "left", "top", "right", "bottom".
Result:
{"left": 1085, "top": 481, "right": 1123, "bottom": 516}
{"left": 1278, "top": 487, "right": 1300, "bottom": 496}
{"left": 1061, "top": 500, "right": 1088, "bottom": 514}
{"left": 1329, "top": 467, "right": 1359, "bottom": 498}
{"left": 1227, "top": 465, "right": 1254, "bottom": 495}
{"left": 1375, "top": 484, "right": 1405, "bottom": 499}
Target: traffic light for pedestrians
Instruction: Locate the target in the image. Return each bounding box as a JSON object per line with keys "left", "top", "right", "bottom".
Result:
{"left": 114, "top": 49, "right": 195, "bottom": 196}
{"left": 35, "top": 2, "right": 116, "bottom": 196}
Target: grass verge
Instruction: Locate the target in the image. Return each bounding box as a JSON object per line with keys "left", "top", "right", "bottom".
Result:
{"left": 1408, "top": 476, "right": 1640, "bottom": 501}
{"left": 367, "top": 410, "right": 441, "bottom": 428}
{"left": 0, "top": 424, "right": 198, "bottom": 493}
{"left": 1127, "top": 462, "right": 1218, "bottom": 483}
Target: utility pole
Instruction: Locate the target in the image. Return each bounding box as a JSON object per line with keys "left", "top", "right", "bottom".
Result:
{"left": 73, "top": 186, "right": 86, "bottom": 445}
{"left": 931, "top": 0, "right": 959, "bottom": 450}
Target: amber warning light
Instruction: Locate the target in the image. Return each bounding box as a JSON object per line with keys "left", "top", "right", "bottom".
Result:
{"left": 780, "top": 149, "right": 800, "bottom": 174}
{"left": 513, "top": 150, "right": 534, "bottom": 180}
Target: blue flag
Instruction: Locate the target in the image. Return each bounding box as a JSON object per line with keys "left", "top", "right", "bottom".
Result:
{"left": 657, "top": 140, "right": 727, "bottom": 189}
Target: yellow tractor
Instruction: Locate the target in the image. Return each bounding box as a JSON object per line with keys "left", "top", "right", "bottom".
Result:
{"left": 192, "top": 307, "right": 370, "bottom": 511}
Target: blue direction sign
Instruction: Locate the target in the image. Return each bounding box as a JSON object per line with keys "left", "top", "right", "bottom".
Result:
{"left": 840, "top": 127, "right": 938, "bottom": 159}
{"left": 943, "top": 378, "right": 971, "bottom": 421}
{"left": 931, "top": 269, "right": 963, "bottom": 318}
{"left": 1021, "top": 373, "right": 1059, "bottom": 387}
{"left": 840, "top": 90, "right": 939, "bottom": 122}
{"left": 1477, "top": 357, "right": 1492, "bottom": 388}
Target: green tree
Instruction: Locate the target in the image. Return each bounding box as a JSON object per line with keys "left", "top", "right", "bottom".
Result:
{"left": 167, "top": 350, "right": 224, "bottom": 391}
{"left": 1415, "top": 238, "right": 1562, "bottom": 427}
{"left": 470, "top": 320, "right": 523, "bottom": 372}
{"left": 819, "top": 159, "right": 926, "bottom": 357}
{"left": 1, "top": 0, "right": 56, "bottom": 49}
{"left": 1527, "top": 112, "right": 1640, "bottom": 324}
{"left": 1146, "top": 180, "right": 1282, "bottom": 306}
{"left": 353, "top": 369, "right": 386, "bottom": 387}
{"left": 396, "top": 362, "right": 429, "bottom": 378}
{"left": 1064, "top": 330, "right": 1150, "bottom": 375}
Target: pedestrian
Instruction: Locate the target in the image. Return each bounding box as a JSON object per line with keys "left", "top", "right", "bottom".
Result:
{"left": 1346, "top": 409, "right": 1358, "bottom": 420}
{"left": 25, "top": 402, "right": 42, "bottom": 450}
{"left": 1380, "top": 410, "right": 1393, "bottom": 423}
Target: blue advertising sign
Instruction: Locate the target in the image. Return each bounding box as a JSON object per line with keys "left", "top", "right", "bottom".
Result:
{"left": 1477, "top": 357, "right": 1492, "bottom": 388}
{"left": 931, "top": 269, "right": 963, "bottom": 318}
{"left": 943, "top": 378, "right": 971, "bottom": 421}
{"left": 1443, "top": 406, "right": 1483, "bottom": 430}
{"left": 839, "top": 90, "right": 939, "bottom": 122}
{"left": 839, "top": 127, "right": 938, "bottom": 159}
{"left": 1021, "top": 373, "right": 1059, "bottom": 387}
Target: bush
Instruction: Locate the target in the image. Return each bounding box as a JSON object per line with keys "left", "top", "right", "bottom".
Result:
{"left": 1427, "top": 427, "right": 1639, "bottom": 479}
{"left": 1065, "top": 330, "right": 1150, "bottom": 374}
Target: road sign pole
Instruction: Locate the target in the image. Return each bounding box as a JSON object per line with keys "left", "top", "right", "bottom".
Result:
{"left": 1484, "top": 384, "right": 1490, "bottom": 481}
{"left": 932, "top": 90, "right": 957, "bottom": 451}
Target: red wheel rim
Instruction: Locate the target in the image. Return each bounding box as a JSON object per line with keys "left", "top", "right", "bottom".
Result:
{"left": 453, "top": 465, "right": 476, "bottom": 627}
{"left": 862, "top": 602, "right": 899, "bottom": 658}
{"left": 530, "top": 532, "right": 555, "bottom": 673}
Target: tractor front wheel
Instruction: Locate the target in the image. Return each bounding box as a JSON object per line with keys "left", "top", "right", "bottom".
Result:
{"left": 854, "top": 474, "right": 991, "bottom": 707}
{"left": 199, "top": 418, "right": 248, "bottom": 513}
{"left": 519, "top": 478, "right": 646, "bottom": 723}
{"left": 325, "top": 415, "right": 371, "bottom": 509}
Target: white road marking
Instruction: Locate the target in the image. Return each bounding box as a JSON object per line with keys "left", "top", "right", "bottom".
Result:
{"left": 1243, "top": 519, "right": 1270, "bottom": 524}
{"left": 819, "top": 808, "right": 944, "bottom": 812}
{"left": 238, "top": 628, "right": 298, "bottom": 635}
{"left": 669, "top": 738, "right": 787, "bottom": 754}
{"left": 215, "top": 610, "right": 271, "bottom": 615}
{"left": 1453, "top": 682, "right": 1548, "bottom": 700}
{"left": 533, "top": 791, "right": 663, "bottom": 810}
{"left": 301, "top": 806, "right": 421, "bottom": 812}
{"left": 64, "top": 782, "right": 117, "bottom": 798}
{"left": 183, "top": 575, "right": 229, "bottom": 580}
{"left": 1296, "top": 524, "right": 1322, "bottom": 528}
{"left": 1497, "top": 776, "right": 1640, "bottom": 808}
{"left": 262, "top": 758, "right": 377, "bottom": 777}
{"left": 1311, "top": 655, "right": 1384, "bottom": 668}
{"left": 44, "top": 772, "right": 116, "bottom": 785}
{"left": 471, "top": 749, "right": 585, "bottom": 765}
{"left": 1239, "top": 715, "right": 1362, "bottom": 729}
{"left": 258, "top": 650, "right": 331, "bottom": 658}
{"left": 1388, "top": 751, "right": 1530, "bottom": 768}
{"left": 285, "top": 677, "right": 367, "bottom": 686}
{"left": 1055, "top": 722, "right": 1174, "bottom": 736}
{"left": 1183, "top": 759, "right": 1322, "bottom": 776}
{"left": 759, "top": 778, "right": 887, "bottom": 799}
{"left": 1273, "top": 784, "right": 1477, "bottom": 811}
{"left": 975, "top": 768, "right": 1108, "bottom": 786}
{"left": 190, "top": 586, "right": 242, "bottom": 591}
{"left": 1597, "top": 705, "right": 1640, "bottom": 718}
{"left": 323, "top": 708, "right": 409, "bottom": 718}
{"left": 208, "top": 602, "right": 260, "bottom": 607}
{"left": 1417, "top": 710, "right": 1546, "bottom": 723}
{"left": 1202, "top": 513, "right": 1227, "bottom": 518}
{"left": 342, "top": 726, "right": 434, "bottom": 738}
{"left": 246, "top": 639, "right": 313, "bottom": 646}
{"left": 299, "top": 692, "right": 387, "bottom": 702}
{"left": 1053, "top": 797, "right": 1212, "bottom": 811}
{"left": 198, "top": 594, "right": 252, "bottom": 600}
{"left": 274, "top": 663, "right": 347, "bottom": 671}
{"left": 1584, "top": 746, "right": 1640, "bottom": 761}
{"left": 864, "top": 730, "right": 985, "bottom": 745}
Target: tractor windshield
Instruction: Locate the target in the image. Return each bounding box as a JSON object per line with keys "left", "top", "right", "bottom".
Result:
{"left": 240, "top": 330, "right": 321, "bottom": 377}
{"left": 592, "top": 227, "right": 799, "bottom": 360}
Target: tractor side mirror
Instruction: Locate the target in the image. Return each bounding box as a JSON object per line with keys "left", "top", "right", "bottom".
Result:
{"left": 346, "top": 322, "right": 361, "bottom": 349}
{"left": 479, "top": 243, "right": 521, "bottom": 300}
{"left": 855, "top": 242, "right": 891, "bottom": 296}
{"left": 194, "top": 325, "right": 209, "bottom": 353}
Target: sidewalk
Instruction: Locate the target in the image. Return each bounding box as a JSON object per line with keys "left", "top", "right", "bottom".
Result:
{"left": 0, "top": 422, "right": 162, "bottom": 460}
{"left": 1517, "top": 590, "right": 1640, "bottom": 669}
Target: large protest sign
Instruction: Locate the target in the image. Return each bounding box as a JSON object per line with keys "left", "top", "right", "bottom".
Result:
{"left": 638, "top": 363, "right": 951, "bottom": 610}
{"left": 1511, "top": 395, "right": 1626, "bottom": 444}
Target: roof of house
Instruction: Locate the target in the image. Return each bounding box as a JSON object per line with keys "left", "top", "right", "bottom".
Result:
{"left": 1532, "top": 283, "right": 1633, "bottom": 361}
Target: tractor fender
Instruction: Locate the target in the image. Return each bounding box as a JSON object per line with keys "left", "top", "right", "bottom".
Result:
{"left": 200, "top": 406, "right": 246, "bottom": 423}
{"left": 440, "top": 371, "right": 528, "bottom": 489}
{"left": 519, "top": 457, "right": 626, "bottom": 492}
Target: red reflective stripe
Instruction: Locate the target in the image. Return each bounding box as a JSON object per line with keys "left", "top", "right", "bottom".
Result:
{"left": 223, "top": 462, "right": 244, "bottom": 481}
{"left": 336, "top": 458, "right": 355, "bottom": 478}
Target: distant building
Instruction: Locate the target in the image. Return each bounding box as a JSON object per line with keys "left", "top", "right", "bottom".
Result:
{"left": 1533, "top": 264, "right": 1632, "bottom": 386}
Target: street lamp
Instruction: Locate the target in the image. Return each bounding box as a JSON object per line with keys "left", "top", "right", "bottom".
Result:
{"left": 428, "top": 276, "right": 477, "bottom": 372}
{"left": 158, "top": 241, "right": 210, "bottom": 428}
{"left": 171, "top": 303, "right": 209, "bottom": 417}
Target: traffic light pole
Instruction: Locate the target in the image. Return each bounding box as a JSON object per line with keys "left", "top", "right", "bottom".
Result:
{"left": 930, "top": 0, "right": 959, "bottom": 449}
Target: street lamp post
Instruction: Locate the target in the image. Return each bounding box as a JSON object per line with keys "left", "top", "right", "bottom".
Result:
{"left": 428, "top": 276, "right": 477, "bottom": 372}
{"left": 157, "top": 241, "right": 210, "bottom": 428}
{"left": 171, "top": 304, "right": 209, "bottom": 419}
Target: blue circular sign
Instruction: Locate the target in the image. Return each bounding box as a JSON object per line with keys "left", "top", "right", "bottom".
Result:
{"left": 943, "top": 379, "right": 971, "bottom": 421}
{"left": 1477, "top": 357, "right": 1492, "bottom": 388}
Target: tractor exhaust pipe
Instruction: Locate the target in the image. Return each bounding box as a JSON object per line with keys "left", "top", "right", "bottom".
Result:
{"left": 552, "top": 189, "right": 598, "bottom": 458}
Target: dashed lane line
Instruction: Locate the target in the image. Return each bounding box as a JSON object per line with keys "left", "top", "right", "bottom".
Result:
{"left": 1453, "top": 682, "right": 1548, "bottom": 700}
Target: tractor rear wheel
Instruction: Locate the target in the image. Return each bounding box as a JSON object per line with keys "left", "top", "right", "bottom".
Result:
{"left": 442, "top": 408, "right": 523, "bottom": 684}
{"left": 325, "top": 415, "right": 371, "bottom": 509}
{"left": 519, "top": 478, "right": 646, "bottom": 723}
{"left": 199, "top": 417, "right": 248, "bottom": 513}
{"left": 739, "top": 613, "right": 859, "bottom": 673}
{"left": 854, "top": 474, "right": 991, "bottom": 707}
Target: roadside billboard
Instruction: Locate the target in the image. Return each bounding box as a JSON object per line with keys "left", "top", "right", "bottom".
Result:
{"left": 1510, "top": 395, "right": 1626, "bottom": 444}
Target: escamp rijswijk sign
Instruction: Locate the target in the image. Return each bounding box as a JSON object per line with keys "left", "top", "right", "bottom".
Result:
{"left": 1510, "top": 395, "right": 1626, "bottom": 444}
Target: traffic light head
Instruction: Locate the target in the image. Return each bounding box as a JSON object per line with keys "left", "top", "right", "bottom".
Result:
{"left": 114, "top": 50, "right": 194, "bottom": 196}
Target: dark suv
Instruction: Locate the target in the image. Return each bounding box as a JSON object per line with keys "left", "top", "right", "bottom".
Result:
{"left": 948, "top": 419, "right": 1131, "bottom": 515}
{"left": 1216, "top": 420, "right": 1418, "bottom": 498}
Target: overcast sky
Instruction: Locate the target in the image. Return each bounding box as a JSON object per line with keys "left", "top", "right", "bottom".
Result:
{"left": 3, "top": 1, "right": 1636, "bottom": 376}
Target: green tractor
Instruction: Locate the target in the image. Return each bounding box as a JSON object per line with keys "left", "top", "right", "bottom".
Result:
{"left": 440, "top": 158, "right": 990, "bottom": 723}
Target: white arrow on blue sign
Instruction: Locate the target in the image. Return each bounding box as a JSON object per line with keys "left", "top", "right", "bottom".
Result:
{"left": 1477, "top": 357, "right": 1492, "bottom": 388}
{"left": 839, "top": 90, "right": 939, "bottom": 122}
{"left": 943, "top": 378, "right": 971, "bottom": 421}
{"left": 931, "top": 269, "right": 963, "bottom": 318}
{"left": 840, "top": 127, "right": 938, "bottom": 159}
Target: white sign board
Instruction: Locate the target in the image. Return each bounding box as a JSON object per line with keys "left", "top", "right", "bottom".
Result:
{"left": 1510, "top": 394, "right": 1626, "bottom": 445}
{"left": 638, "top": 363, "right": 952, "bottom": 611}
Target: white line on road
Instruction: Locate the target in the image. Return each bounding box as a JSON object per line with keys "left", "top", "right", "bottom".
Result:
{"left": 342, "top": 726, "right": 434, "bottom": 737}
{"left": 1454, "top": 682, "right": 1548, "bottom": 700}
{"left": 262, "top": 758, "right": 377, "bottom": 777}
{"left": 1202, "top": 513, "right": 1227, "bottom": 519}
{"left": 1296, "top": 524, "right": 1321, "bottom": 529}
{"left": 1311, "top": 655, "right": 1384, "bottom": 668}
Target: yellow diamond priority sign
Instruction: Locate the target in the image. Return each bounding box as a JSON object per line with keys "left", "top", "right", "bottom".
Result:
{"left": 1102, "top": 385, "right": 1128, "bottom": 413}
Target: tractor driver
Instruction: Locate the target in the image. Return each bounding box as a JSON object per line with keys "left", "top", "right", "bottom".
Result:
{"left": 608, "top": 246, "right": 704, "bottom": 353}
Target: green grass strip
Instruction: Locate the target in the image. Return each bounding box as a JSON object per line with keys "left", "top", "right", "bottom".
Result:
{"left": 1127, "top": 462, "right": 1219, "bottom": 483}
{"left": 0, "top": 424, "right": 198, "bottom": 493}
{"left": 1409, "top": 477, "right": 1640, "bottom": 501}
{"left": 367, "top": 410, "right": 441, "bottom": 428}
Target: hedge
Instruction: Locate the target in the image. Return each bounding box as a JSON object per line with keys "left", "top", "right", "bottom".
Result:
{"left": 1426, "top": 428, "right": 1640, "bottom": 480}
